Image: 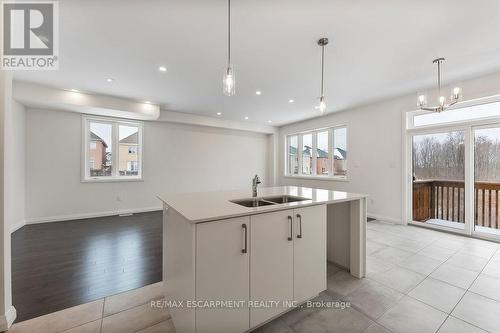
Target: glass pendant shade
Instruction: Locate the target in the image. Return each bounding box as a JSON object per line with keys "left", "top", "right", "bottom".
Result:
{"left": 417, "top": 94, "right": 427, "bottom": 107}
{"left": 439, "top": 96, "right": 446, "bottom": 107}
{"left": 319, "top": 96, "right": 326, "bottom": 113}
{"left": 223, "top": 65, "right": 235, "bottom": 96}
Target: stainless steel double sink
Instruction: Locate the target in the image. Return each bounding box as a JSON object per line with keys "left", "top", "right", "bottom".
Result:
{"left": 230, "top": 195, "right": 309, "bottom": 208}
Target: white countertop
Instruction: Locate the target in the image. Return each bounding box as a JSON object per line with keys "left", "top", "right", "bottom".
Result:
{"left": 157, "top": 186, "right": 367, "bottom": 223}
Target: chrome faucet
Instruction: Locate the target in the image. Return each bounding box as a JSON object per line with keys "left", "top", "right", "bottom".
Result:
{"left": 252, "top": 174, "right": 261, "bottom": 197}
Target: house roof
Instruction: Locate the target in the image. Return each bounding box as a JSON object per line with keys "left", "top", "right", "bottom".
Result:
{"left": 119, "top": 132, "right": 138, "bottom": 144}
{"left": 335, "top": 148, "right": 347, "bottom": 160}
{"left": 90, "top": 132, "right": 108, "bottom": 148}
{"left": 289, "top": 146, "right": 346, "bottom": 159}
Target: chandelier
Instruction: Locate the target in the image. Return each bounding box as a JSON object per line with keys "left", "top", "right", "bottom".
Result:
{"left": 417, "top": 58, "right": 462, "bottom": 113}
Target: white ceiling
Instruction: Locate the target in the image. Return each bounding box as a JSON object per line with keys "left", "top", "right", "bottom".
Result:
{"left": 14, "top": 0, "right": 500, "bottom": 126}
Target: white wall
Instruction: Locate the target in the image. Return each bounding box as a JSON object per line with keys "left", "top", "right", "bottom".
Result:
{"left": 278, "top": 71, "right": 500, "bottom": 223}
{"left": 0, "top": 70, "right": 16, "bottom": 329}
{"left": 4, "top": 101, "right": 25, "bottom": 232}
{"left": 278, "top": 97, "right": 406, "bottom": 222}
{"left": 25, "top": 108, "right": 270, "bottom": 222}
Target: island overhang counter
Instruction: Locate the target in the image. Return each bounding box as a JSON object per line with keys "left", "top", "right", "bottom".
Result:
{"left": 158, "top": 186, "right": 367, "bottom": 333}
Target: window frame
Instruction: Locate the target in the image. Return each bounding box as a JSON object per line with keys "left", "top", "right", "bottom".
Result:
{"left": 82, "top": 115, "right": 144, "bottom": 182}
{"left": 285, "top": 125, "right": 348, "bottom": 181}
{"left": 406, "top": 94, "right": 500, "bottom": 131}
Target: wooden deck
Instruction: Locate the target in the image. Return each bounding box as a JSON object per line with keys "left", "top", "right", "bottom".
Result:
{"left": 413, "top": 180, "right": 500, "bottom": 228}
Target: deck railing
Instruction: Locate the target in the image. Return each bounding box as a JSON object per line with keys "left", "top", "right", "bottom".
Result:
{"left": 413, "top": 180, "right": 500, "bottom": 228}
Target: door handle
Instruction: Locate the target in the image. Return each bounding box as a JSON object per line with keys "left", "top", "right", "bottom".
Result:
{"left": 296, "top": 214, "right": 302, "bottom": 238}
{"left": 287, "top": 216, "right": 293, "bottom": 241}
{"left": 241, "top": 224, "right": 248, "bottom": 253}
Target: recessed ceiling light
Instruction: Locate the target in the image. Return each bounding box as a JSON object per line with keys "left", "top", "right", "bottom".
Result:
{"left": 145, "top": 101, "right": 151, "bottom": 104}
{"left": 267, "top": 120, "right": 272, "bottom": 123}
{"left": 255, "top": 91, "right": 262, "bottom": 95}
{"left": 106, "top": 78, "right": 114, "bottom": 82}
{"left": 217, "top": 112, "right": 222, "bottom": 116}
{"left": 158, "top": 66, "right": 167, "bottom": 72}
{"left": 314, "top": 106, "right": 320, "bottom": 110}
{"left": 244, "top": 116, "right": 249, "bottom": 120}
{"left": 288, "top": 99, "right": 294, "bottom": 103}
{"left": 70, "top": 89, "right": 79, "bottom": 92}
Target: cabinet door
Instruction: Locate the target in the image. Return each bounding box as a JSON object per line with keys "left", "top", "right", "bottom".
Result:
{"left": 196, "top": 217, "right": 250, "bottom": 333}
{"left": 293, "top": 205, "right": 327, "bottom": 303}
{"left": 250, "top": 210, "right": 294, "bottom": 327}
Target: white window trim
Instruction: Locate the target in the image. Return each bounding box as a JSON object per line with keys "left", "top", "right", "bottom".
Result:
{"left": 81, "top": 115, "right": 144, "bottom": 183}
{"left": 406, "top": 94, "right": 500, "bottom": 131}
{"left": 285, "top": 125, "right": 348, "bottom": 181}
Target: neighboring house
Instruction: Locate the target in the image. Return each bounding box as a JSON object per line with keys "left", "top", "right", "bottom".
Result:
{"left": 316, "top": 147, "right": 329, "bottom": 175}
{"left": 89, "top": 132, "right": 108, "bottom": 176}
{"left": 119, "top": 132, "right": 139, "bottom": 175}
{"left": 333, "top": 147, "right": 347, "bottom": 176}
{"left": 289, "top": 145, "right": 347, "bottom": 175}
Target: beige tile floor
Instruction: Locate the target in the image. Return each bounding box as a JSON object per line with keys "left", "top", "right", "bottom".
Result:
{"left": 7, "top": 282, "right": 173, "bottom": 333}
{"left": 255, "top": 220, "right": 500, "bottom": 333}
{"left": 8, "top": 220, "right": 500, "bottom": 333}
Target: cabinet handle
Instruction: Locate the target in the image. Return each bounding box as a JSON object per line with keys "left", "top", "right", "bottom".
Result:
{"left": 287, "top": 216, "right": 293, "bottom": 241}
{"left": 242, "top": 224, "right": 248, "bottom": 254}
{"left": 296, "top": 214, "right": 302, "bottom": 238}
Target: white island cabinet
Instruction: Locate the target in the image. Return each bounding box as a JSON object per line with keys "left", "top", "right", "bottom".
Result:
{"left": 196, "top": 216, "right": 250, "bottom": 333}
{"left": 159, "top": 186, "right": 367, "bottom": 333}
{"left": 250, "top": 206, "right": 325, "bottom": 326}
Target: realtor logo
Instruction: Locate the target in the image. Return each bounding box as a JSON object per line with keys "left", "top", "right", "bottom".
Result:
{"left": 1, "top": 1, "right": 59, "bottom": 70}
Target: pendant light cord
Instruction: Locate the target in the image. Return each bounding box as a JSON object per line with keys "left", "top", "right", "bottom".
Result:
{"left": 320, "top": 44, "right": 325, "bottom": 98}
{"left": 227, "top": 0, "right": 231, "bottom": 66}
{"left": 437, "top": 60, "right": 441, "bottom": 93}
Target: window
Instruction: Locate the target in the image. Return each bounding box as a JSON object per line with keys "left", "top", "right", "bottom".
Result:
{"left": 333, "top": 127, "right": 347, "bottom": 176}
{"left": 302, "top": 133, "right": 312, "bottom": 175}
{"left": 317, "top": 131, "right": 330, "bottom": 175}
{"left": 83, "top": 116, "right": 143, "bottom": 181}
{"left": 407, "top": 96, "right": 500, "bottom": 129}
{"left": 288, "top": 136, "right": 299, "bottom": 174}
{"left": 286, "top": 126, "right": 347, "bottom": 179}
{"left": 127, "top": 161, "right": 138, "bottom": 172}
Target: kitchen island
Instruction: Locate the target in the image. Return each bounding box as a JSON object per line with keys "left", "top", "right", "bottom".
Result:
{"left": 158, "top": 186, "right": 367, "bottom": 333}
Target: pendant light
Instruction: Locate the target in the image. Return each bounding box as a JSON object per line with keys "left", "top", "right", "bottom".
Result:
{"left": 417, "top": 58, "right": 462, "bottom": 113}
{"left": 317, "top": 38, "right": 328, "bottom": 113}
{"left": 222, "top": 0, "right": 235, "bottom": 96}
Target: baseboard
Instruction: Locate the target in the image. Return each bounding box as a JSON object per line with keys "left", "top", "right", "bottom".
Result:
{"left": 24, "top": 207, "right": 163, "bottom": 225}
{"left": 0, "top": 306, "right": 16, "bottom": 331}
{"left": 367, "top": 213, "right": 402, "bottom": 224}
{"left": 10, "top": 220, "right": 25, "bottom": 233}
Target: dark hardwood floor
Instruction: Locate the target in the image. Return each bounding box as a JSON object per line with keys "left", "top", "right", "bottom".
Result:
{"left": 11, "top": 211, "right": 162, "bottom": 322}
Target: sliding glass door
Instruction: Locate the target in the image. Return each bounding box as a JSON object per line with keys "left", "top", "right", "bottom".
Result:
{"left": 406, "top": 99, "right": 500, "bottom": 239}
{"left": 474, "top": 125, "right": 500, "bottom": 236}
{"left": 412, "top": 131, "right": 466, "bottom": 231}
